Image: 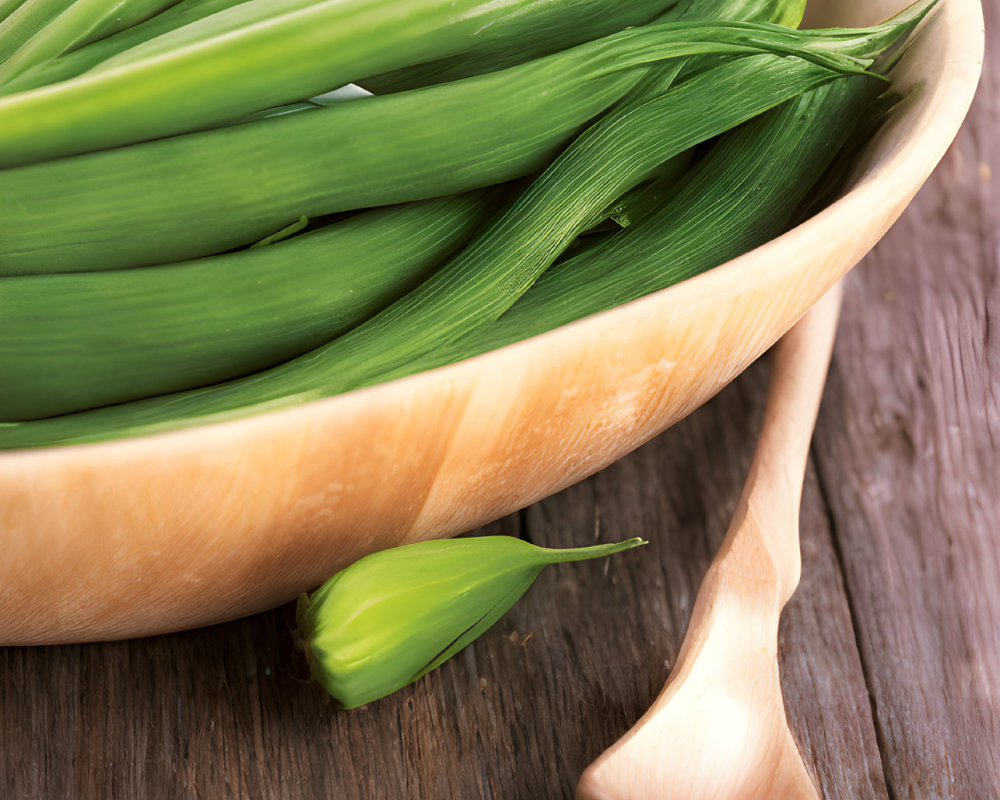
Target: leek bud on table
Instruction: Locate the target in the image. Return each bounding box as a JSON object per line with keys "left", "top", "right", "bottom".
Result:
{"left": 296, "top": 536, "right": 646, "bottom": 709}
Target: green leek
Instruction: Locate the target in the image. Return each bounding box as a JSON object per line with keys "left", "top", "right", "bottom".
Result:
{"left": 296, "top": 536, "right": 646, "bottom": 709}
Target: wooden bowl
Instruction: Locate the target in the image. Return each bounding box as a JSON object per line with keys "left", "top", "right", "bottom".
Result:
{"left": 0, "top": 0, "right": 983, "bottom": 645}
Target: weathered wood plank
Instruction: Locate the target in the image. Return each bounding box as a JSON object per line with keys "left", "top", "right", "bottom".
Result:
{"left": 781, "top": 464, "right": 891, "bottom": 800}
{"left": 811, "top": 5, "right": 1000, "bottom": 794}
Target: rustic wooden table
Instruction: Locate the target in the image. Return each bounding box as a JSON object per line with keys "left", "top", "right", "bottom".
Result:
{"left": 3, "top": 15, "right": 997, "bottom": 800}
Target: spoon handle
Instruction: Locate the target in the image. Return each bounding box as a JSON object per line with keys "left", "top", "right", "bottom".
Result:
{"left": 576, "top": 288, "right": 842, "bottom": 800}
{"left": 730, "top": 282, "right": 843, "bottom": 605}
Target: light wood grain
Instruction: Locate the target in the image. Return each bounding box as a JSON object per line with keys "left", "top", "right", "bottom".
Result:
{"left": 577, "top": 287, "right": 841, "bottom": 800}
{"left": 0, "top": 0, "right": 984, "bottom": 644}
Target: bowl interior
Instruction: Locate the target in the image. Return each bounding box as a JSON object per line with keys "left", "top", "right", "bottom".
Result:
{"left": 0, "top": 0, "right": 984, "bottom": 643}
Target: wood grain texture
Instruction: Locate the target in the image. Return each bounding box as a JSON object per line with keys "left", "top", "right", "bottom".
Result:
{"left": 2, "top": 4, "right": 997, "bottom": 799}
{"left": 576, "top": 288, "right": 844, "bottom": 800}
{"left": 809, "top": 2, "right": 1000, "bottom": 794}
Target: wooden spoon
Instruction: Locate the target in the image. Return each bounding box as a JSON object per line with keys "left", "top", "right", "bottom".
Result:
{"left": 577, "top": 283, "right": 844, "bottom": 800}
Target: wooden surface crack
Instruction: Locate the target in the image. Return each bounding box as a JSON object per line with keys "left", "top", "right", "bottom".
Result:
{"left": 811, "top": 439, "right": 895, "bottom": 800}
